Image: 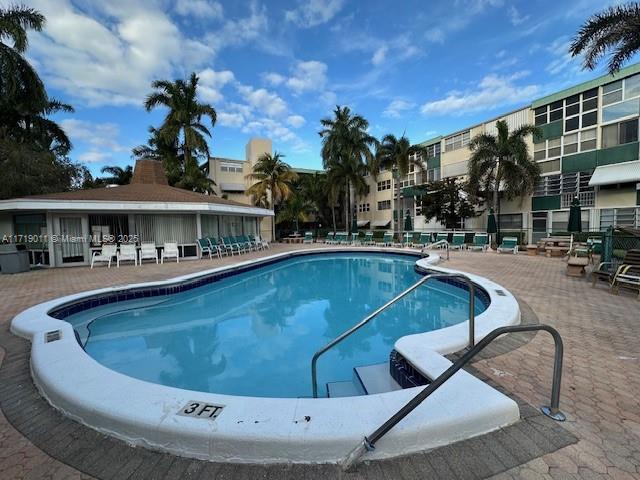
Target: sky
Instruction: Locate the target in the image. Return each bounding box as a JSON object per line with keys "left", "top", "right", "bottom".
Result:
{"left": 12, "top": 0, "right": 626, "bottom": 175}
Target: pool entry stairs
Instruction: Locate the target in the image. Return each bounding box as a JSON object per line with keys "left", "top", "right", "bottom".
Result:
{"left": 326, "top": 363, "right": 402, "bottom": 397}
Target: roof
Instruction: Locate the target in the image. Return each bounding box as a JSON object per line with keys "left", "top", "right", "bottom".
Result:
{"left": 131, "top": 159, "right": 168, "bottom": 185}
{"left": 532, "top": 63, "right": 640, "bottom": 108}
{"left": 588, "top": 160, "right": 640, "bottom": 187}
{"left": 292, "top": 167, "right": 324, "bottom": 175}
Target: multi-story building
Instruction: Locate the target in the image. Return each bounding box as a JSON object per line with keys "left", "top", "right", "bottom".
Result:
{"left": 208, "top": 138, "right": 322, "bottom": 239}
{"left": 356, "top": 63, "right": 640, "bottom": 242}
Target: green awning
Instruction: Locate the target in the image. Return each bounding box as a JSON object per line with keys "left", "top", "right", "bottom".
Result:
{"left": 402, "top": 185, "right": 429, "bottom": 197}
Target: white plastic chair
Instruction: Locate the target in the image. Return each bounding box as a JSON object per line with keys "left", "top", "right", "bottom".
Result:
{"left": 254, "top": 235, "right": 269, "bottom": 250}
{"left": 90, "top": 244, "right": 117, "bottom": 269}
{"left": 139, "top": 242, "right": 158, "bottom": 264}
{"left": 161, "top": 242, "right": 179, "bottom": 264}
{"left": 117, "top": 244, "right": 138, "bottom": 267}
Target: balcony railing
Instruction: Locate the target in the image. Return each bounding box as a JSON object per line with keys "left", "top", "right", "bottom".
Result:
{"left": 561, "top": 191, "right": 595, "bottom": 208}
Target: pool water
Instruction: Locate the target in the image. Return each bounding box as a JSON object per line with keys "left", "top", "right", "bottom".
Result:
{"left": 66, "top": 253, "right": 486, "bottom": 398}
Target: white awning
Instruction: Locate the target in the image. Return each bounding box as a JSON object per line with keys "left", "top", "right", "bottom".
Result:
{"left": 220, "top": 182, "right": 246, "bottom": 192}
{"left": 372, "top": 220, "right": 391, "bottom": 227}
{"left": 357, "top": 220, "right": 370, "bottom": 227}
{"left": 589, "top": 161, "right": 640, "bottom": 187}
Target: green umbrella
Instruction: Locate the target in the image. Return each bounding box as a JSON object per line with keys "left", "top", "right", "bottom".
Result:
{"left": 487, "top": 208, "right": 497, "bottom": 234}
{"left": 567, "top": 197, "right": 582, "bottom": 233}
{"left": 404, "top": 210, "right": 413, "bottom": 232}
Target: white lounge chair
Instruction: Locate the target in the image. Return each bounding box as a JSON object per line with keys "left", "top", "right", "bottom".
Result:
{"left": 161, "top": 242, "right": 179, "bottom": 263}
{"left": 139, "top": 242, "right": 158, "bottom": 264}
{"left": 117, "top": 244, "right": 138, "bottom": 267}
{"left": 90, "top": 244, "right": 117, "bottom": 269}
{"left": 254, "top": 235, "right": 269, "bottom": 250}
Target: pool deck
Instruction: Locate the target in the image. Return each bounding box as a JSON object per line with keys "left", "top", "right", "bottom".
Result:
{"left": 0, "top": 243, "right": 639, "bottom": 479}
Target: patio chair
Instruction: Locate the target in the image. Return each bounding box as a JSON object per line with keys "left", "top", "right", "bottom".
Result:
{"left": 382, "top": 231, "right": 393, "bottom": 246}
{"left": 612, "top": 266, "right": 640, "bottom": 298}
{"left": 324, "top": 232, "right": 335, "bottom": 244}
{"left": 238, "top": 235, "right": 255, "bottom": 251}
{"left": 222, "top": 237, "right": 243, "bottom": 255}
{"left": 363, "top": 231, "right": 374, "bottom": 246}
{"left": 197, "top": 238, "right": 215, "bottom": 259}
{"left": 139, "top": 242, "right": 158, "bottom": 264}
{"left": 117, "top": 244, "right": 138, "bottom": 267}
{"left": 450, "top": 233, "right": 466, "bottom": 250}
{"left": 415, "top": 232, "right": 431, "bottom": 249}
{"left": 409, "top": 232, "right": 421, "bottom": 247}
{"left": 254, "top": 235, "right": 269, "bottom": 250}
{"left": 303, "top": 231, "right": 314, "bottom": 244}
{"left": 208, "top": 237, "right": 226, "bottom": 258}
{"left": 468, "top": 233, "right": 489, "bottom": 252}
{"left": 497, "top": 237, "right": 519, "bottom": 254}
{"left": 161, "top": 242, "right": 179, "bottom": 264}
{"left": 90, "top": 244, "right": 117, "bottom": 269}
{"left": 436, "top": 232, "right": 449, "bottom": 244}
{"left": 592, "top": 249, "right": 640, "bottom": 290}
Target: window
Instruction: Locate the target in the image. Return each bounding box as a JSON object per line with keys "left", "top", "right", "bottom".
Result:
{"left": 377, "top": 179, "right": 391, "bottom": 191}
{"left": 539, "top": 159, "right": 560, "bottom": 174}
{"left": 602, "top": 98, "right": 640, "bottom": 123}
{"left": 534, "top": 172, "right": 593, "bottom": 197}
{"left": 358, "top": 203, "right": 370, "bottom": 212}
{"left": 377, "top": 200, "right": 391, "bottom": 210}
{"left": 498, "top": 214, "right": 522, "bottom": 230}
{"left": 220, "top": 163, "right": 243, "bottom": 173}
{"left": 560, "top": 88, "right": 598, "bottom": 132}
{"left": 535, "top": 105, "right": 547, "bottom": 126}
{"left": 534, "top": 138, "right": 561, "bottom": 161}
{"left": 564, "top": 116, "right": 579, "bottom": 132}
{"left": 534, "top": 174, "right": 561, "bottom": 197}
{"left": 625, "top": 74, "right": 640, "bottom": 99}
{"left": 565, "top": 94, "right": 580, "bottom": 117}
{"left": 427, "top": 167, "right": 441, "bottom": 182}
{"left": 603, "top": 80, "right": 623, "bottom": 106}
{"left": 425, "top": 143, "right": 441, "bottom": 157}
{"left": 562, "top": 128, "right": 596, "bottom": 155}
{"left": 550, "top": 100, "right": 563, "bottom": 122}
{"left": 580, "top": 128, "right": 597, "bottom": 151}
{"left": 582, "top": 88, "right": 598, "bottom": 111}
{"left": 602, "top": 119, "right": 639, "bottom": 148}
{"left": 444, "top": 131, "right": 470, "bottom": 151}
{"left": 600, "top": 208, "right": 640, "bottom": 229}
{"left": 581, "top": 111, "right": 597, "bottom": 127}
{"left": 563, "top": 133, "right": 578, "bottom": 154}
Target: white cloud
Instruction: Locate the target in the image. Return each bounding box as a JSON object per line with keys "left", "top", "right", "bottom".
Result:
{"left": 198, "top": 68, "right": 235, "bottom": 103}
{"left": 371, "top": 46, "right": 388, "bottom": 66}
{"left": 175, "top": 0, "right": 223, "bottom": 19}
{"left": 237, "top": 85, "right": 289, "bottom": 118}
{"left": 424, "top": 29, "right": 445, "bottom": 44}
{"left": 285, "top": 0, "right": 344, "bottom": 28}
{"left": 61, "top": 119, "right": 127, "bottom": 152}
{"left": 242, "top": 118, "right": 309, "bottom": 153}
{"left": 545, "top": 37, "right": 581, "bottom": 76}
{"left": 508, "top": 6, "right": 530, "bottom": 26}
{"left": 382, "top": 99, "right": 415, "bottom": 118}
{"left": 286, "top": 60, "right": 328, "bottom": 93}
{"left": 263, "top": 72, "right": 286, "bottom": 86}
{"left": 217, "top": 111, "right": 245, "bottom": 128}
{"left": 287, "top": 115, "right": 306, "bottom": 128}
{"left": 420, "top": 72, "right": 539, "bottom": 116}
{"left": 78, "top": 151, "right": 111, "bottom": 163}
{"left": 25, "top": 1, "right": 265, "bottom": 107}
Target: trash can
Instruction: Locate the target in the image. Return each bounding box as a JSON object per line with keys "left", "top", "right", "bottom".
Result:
{"left": 0, "top": 244, "right": 30, "bottom": 274}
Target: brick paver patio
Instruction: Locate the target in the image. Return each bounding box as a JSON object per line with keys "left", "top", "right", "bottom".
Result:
{"left": 0, "top": 244, "right": 638, "bottom": 479}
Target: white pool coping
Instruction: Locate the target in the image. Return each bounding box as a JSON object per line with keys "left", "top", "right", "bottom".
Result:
{"left": 11, "top": 247, "right": 521, "bottom": 464}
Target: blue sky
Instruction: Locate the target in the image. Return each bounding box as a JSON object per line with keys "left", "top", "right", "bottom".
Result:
{"left": 16, "top": 0, "right": 623, "bottom": 175}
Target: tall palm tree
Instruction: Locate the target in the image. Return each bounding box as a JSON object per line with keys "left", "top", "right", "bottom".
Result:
{"left": 0, "top": 5, "right": 46, "bottom": 110}
{"left": 144, "top": 73, "right": 216, "bottom": 192}
{"left": 468, "top": 120, "right": 540, "bottom": 238}
{"left": 276, "top": 193, "right": 313, "bottom": 233}
{"left": 246, "top": 152, "right": 298, "bottom": 240}
{"left": 100, "top": 165, "right": 133, "bottom": 185}
{"left": 374, "top": 134, "right": 425, "bottom": 236}
{"left": 570, "top": 3, "right": 640, "bottom": 75}
{"left": 319, "top": 106, "right": 377, "bottom": 230}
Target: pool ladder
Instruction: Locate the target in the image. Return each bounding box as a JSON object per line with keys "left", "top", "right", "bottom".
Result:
{"left": 310, "top": 272, "right": 476, "bottom": 398}
{"left": 421, "top": 239, "right": 449, "bottom": 260}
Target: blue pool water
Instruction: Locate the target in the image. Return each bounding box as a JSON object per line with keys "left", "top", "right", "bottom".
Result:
{"left": 66, "top": 253, "right": 487, "bottom": 398}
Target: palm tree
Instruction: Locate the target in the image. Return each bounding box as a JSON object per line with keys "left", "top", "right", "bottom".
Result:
{"left": 100, "top": 165, "right": 133, "bottom": 185}
{"left": 319, "top": 106, "right": 377, "bottom": 230}
{"left": 570, "top": 3, "right": 640, "bottom": 75}
{"left": 0, "top": 6, "right": 46, "bottom": 110}
{"left": 468, "top": 120, "right": 540, "bottom": 238}
{"left": 143, "top": 73, "right": 216, "bottom": 192}
{"left": 246, "top": 152, "right": 298, "bottom": 240}
{"left": 374, "top": 134, "right": 425, "bottom": 236}
{"left": 276, "top": 193, "right": 313, "bottom": 233}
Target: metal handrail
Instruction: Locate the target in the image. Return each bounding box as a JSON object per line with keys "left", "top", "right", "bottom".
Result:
{"left": 422, "top": 239, "right": 449, "bottom": 260}
{"left": 310, "top": 272, "right": 475, "bottom": 398}
{"left": 339, "top": 323, "right": 566, "bottom": 470}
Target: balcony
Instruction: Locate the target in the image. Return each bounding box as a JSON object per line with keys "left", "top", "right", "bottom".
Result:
{"left": 561, "top": 191, "right": 595, "bottom": 208}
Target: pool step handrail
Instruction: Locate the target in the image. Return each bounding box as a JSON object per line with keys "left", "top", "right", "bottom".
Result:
{"left": 310, "top": 272, "right": 476, "bottom": 398}
{"left": 339, "top": 323, "right": 566, "bottom": 471}
{"left": 422, "top": 239, "right": 449, "bottom": 260}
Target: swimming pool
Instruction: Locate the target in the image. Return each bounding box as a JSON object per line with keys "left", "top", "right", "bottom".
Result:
{"left": 65, "top": 252, "right": 487, "bottom": 398}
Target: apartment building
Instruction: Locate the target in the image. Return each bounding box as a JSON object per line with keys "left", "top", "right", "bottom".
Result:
{"left": 355, "top": 63, "right": 640, "bottom": 242}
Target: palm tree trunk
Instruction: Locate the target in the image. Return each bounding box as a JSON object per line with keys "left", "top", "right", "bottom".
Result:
{"left": 331, "top": 205, "right": 337, "bottom": 232}
{"left": 345, "top": 179, "right": 350, "bottom": 230}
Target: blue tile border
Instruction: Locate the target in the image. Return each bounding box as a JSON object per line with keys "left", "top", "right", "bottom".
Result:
{"left": 389, "top": 349, "right": 430, "bottom": 389}
{"left": 49, "top": 250, "right": 490, "bottom": 320}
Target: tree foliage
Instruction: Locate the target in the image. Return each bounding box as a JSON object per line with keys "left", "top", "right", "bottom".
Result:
{"left": 419, "top": 178, "right": 479, "bottom": 229}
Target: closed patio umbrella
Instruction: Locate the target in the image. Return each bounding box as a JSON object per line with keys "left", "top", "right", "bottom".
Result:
{"left": 567, "top": 197, "right": 582, "bottom": 233}
{"left": 351, "top": 211, "right": 358, "bottom": 234}
{"left": 487, "top": 208, "right": 497, "bottom": 247}
{"left": 404, "top": 210, "right": 413, "bottom": 232}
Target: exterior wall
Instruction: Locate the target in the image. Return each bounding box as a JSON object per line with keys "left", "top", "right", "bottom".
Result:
{"left": 0, "top": 214, "right": 13, "bottom": 239}
{"left": 596, "top": 186, "right": 637, "bottom": 208}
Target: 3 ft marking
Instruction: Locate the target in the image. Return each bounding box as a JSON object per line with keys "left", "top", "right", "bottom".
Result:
{"left": 178, "top": 401, "right": 224, "bottom": 420}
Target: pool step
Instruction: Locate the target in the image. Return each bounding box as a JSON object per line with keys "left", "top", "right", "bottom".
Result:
{"left": 326, "top": 380, "right": 365, "bottom": 398}
{"left": 354, "top": 363, "right": 402, "bottom": 395}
